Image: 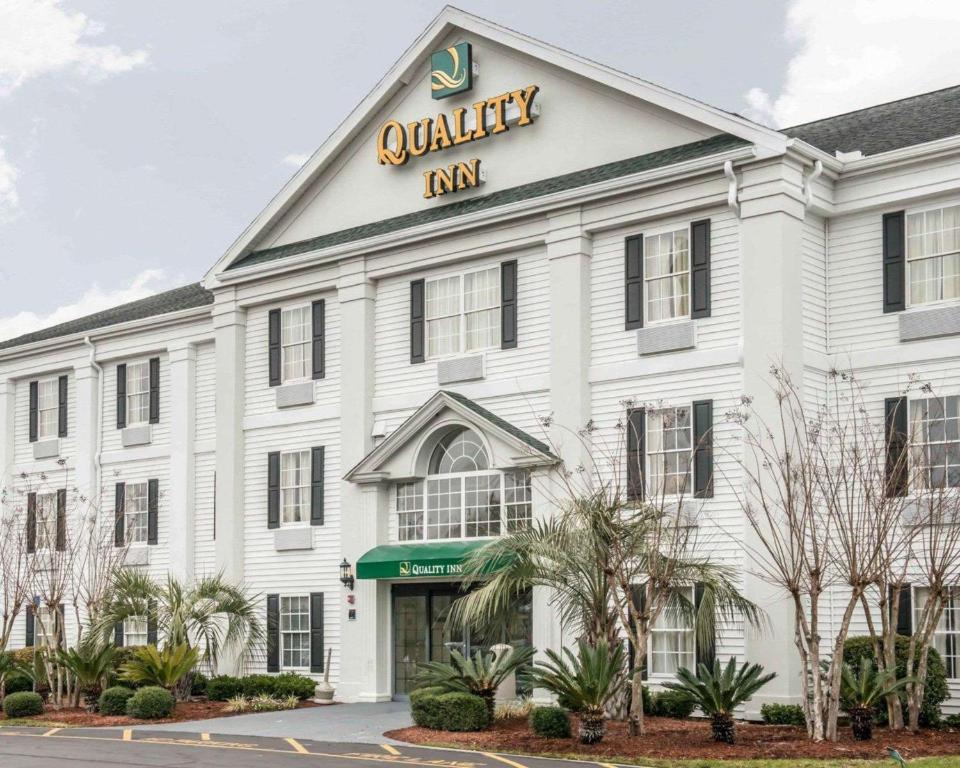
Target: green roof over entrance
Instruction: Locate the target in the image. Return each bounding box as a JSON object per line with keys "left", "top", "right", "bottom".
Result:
{"left": 357, "top": 540, "right": 494, "bottom": 580}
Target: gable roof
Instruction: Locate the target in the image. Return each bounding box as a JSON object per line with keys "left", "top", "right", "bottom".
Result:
{"left": 0, "top": 283, "right": 213, "bottom": 352}
{"left": 229, "top": 133, "right": 748, "bottom": 272}
{"left": 206, "top": 6, "right": 785, "bottom": 281}
{"left": 441, "top": 390, "right": 553, "bottom": 456}
{"left": 783, "top": 84, "right": 960, "bottom": 156}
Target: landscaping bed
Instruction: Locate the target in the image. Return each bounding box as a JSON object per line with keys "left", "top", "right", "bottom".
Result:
{"left": 387, "top": 715, "right": 960, "bottom": 762}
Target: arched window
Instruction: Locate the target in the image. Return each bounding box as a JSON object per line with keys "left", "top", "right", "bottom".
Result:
{"left": 396, "top": 426, "right": 532, "bottom": 542}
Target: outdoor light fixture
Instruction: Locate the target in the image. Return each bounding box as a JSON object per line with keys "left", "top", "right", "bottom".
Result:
{"left": 339, "top": 559, "right": 355, "bottom": 591}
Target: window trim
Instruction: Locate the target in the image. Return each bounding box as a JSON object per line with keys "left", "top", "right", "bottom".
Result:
{"left": 907, "top": 393, "right": 960, "bottom": 492}
{"left": 279, "top": 593, "right": 311, "bottom": 672}
{"left": 279, "top": 448, "right": 312, "bottom": 528}
{"left": 641, "top": 223, "right": 692, "bottom": 327}
{"left": 35, "top": 377, "right": 60, "bottom": 441}
{"left": 124, "top": 359, "right": 152, "bottom": 427}
{"left": 424, "top": 264, "right": 502, "bottom": 361}
{"left": 33, "top": 491, "right": 58, "bottom": 553}
{"left": 124, "top": 480, "right": 150, "bottom": 547}
{"left": 122, "top": 615, "right": 149, "bottom": 647}
{"left": 644, "top": 405, "right": 694, "bottom": 500}
{"left": 904, "top": 201, "right": 960, "bottom": 311}
{"left": 279, "top": 303, "right": 313, "bottom": 385}
{"left": 647, "top": 585, "right": 696, "bottom": 679}
{"left": 913, "top": 585, "right": 959, "bottom": 680}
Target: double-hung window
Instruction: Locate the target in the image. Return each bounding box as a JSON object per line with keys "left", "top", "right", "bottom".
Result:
{"left": 37, "top": 379, "right": 59, "bottom": 440}
{"left": 910, "top": 396, "right": 960, "bottom": 489}
{"left": 280, "top": 596, "right": 310, "bottom": 669}
{"left": 425, "top": 267, "right": 500, "bottom": 358}
{"left": 125, "top": 482, "right": 149, "bottom": 545}
{"left": 281, "top": 449, "right": 311, "bottom": 525}
{"left": 649, "top": 586, "right": 695, "bottom": 676}
{"left": 126, "top": 362, "right": 150, "bottom": 426}
{"left": 35, "top": 492, "right": 58, "bottom": 551}
{"left": 281, "top": 306, "right": 311, "bottom": 382}
{"left": 645, "top": 228, "right": 690, "bottom": 323}
{"left": 646, "top": 407, "right": 693, "bottom": 496}
{"left": 124, "top": 616, "right": 149, "bottom": 647}
{"left": 914, "top": 587, "right": 959, "bottom": 678}
{"left": 907, "top": 205, "right": 960, "bottom": 307}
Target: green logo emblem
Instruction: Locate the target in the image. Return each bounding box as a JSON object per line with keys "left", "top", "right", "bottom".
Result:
{"left": 399, "top": 561, "right": 411, "bottom": 576}
{"left": 430, "top": 42, "right": 472, "bottom": 100}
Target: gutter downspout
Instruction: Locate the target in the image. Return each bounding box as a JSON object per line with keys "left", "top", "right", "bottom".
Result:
{"left": 82, "top": 336, "right": 103, "bottom": 523}
{"left": 723, "top": 160, "right": 740, "bottom": 217}
{"left": 803, "top": 159, "right": 824, "bottom": 209}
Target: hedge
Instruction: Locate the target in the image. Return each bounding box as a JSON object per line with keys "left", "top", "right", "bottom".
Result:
{"left": 648, "top": 689, "right": 696, "bottom": 719}
{"left": 3, "top": 691, "right": 44, "bottom": 718}
{"left": 126, "top": 686, "right": 175, "bottom": 719}
{"left": 761, "top": 703, "right": 806, "bottom": 726}
{"left": 529, "top": 705, "right": 571, "bottom": 738}
{"left": 3, "top": 672, "right": 33, "bottom": 695}
{"left": 207, "top": 675, "right": 244, "bottom": 701}
{"left": 99, "top": 686, "right": 136, "bottom": 716}
{"left": 410, "top": 686, "right": 447, "bottom": 729}
{"left": 206, "top": 673, "right": 315, "bottom": 701}
{"left": 410, "top": 688, "right": 489, "bottom": 731}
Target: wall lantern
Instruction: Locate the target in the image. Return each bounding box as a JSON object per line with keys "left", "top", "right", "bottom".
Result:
{"left": 339, "top": 559, "right": 355, "bottom": 591}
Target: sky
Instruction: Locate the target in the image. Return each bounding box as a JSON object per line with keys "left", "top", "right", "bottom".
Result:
{"left": 1, "top": 0, "right": 959, "bottom": 342}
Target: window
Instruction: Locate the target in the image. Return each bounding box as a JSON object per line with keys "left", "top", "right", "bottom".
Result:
{"left": 915, "top": 587, "right": 959, "bottom": 678}
{"left": 647, "top": 407, "right": 692, "bottom": 496}
{"left": 910, "top": 396, "right": 960, "bottom": 489}
{"left": 124, "top": 616, "right": 149, "bottom": 647}
{"left": 281, "top": 306, "right": 311, "bottom": 382}
{"left": 35, "top": 604, "right": 55, "bottom": 648}
{"left": 280, "top": 596, "right": 310, "bottom": 669}
{"left": 425, "top": 267, "right": 500, "bottom": 358}
{"left": 907, "top": 205, "right": 960, "bottom": 307}
{"left": 649, "top": 587, "right": 695, "bottom": 676}
{"left": 281, "top": 450, "right": 311, "bottom": 525}
{"left": 645, "top": 228, "right": 689, "bottom": 323}
{"left": 35, "top": 492, "right": 58, "bottom": 550}
{"left": 125, "top": 482, "right": 149, "bottom": 545}
{"left": 37, "top": 379, "right": 59, "bottom": 440}
{"left": 126, "top": 362, "right": 150, "bottom": 426}
{"left": 396, "top": 428, "right": 532, "bottom": 541}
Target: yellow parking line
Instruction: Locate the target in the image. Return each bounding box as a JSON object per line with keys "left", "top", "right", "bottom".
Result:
{"left": 483, "top": 754, "right": 528, "bottom": 768}
{"left": 381, "top": 744, "right": 402, "bottom": 756}
{"left": 41, "top": 728, "right": 61, "bottom": 737}
{"left": 598, "top": 763, "right": 619, "bottom": 768}
{"left": 286, "top": 737, "right": 310, "bottom": 754}
{"left": 201, "top": 732, "right": 211, "bottom": 741}
{"left": 122, "top": 729, "right": 133, "bottom": 741}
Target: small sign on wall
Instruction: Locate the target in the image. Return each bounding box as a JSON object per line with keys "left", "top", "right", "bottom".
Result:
{"left": 348, "top": 609, "right": 357, "bottom": 621}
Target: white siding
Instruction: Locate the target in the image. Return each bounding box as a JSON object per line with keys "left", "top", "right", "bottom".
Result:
{"left": 802, "top": 213, "right": 827, "bottom": 354}
{"left": 195, "top": 342, "right": 217, "bottom": 444}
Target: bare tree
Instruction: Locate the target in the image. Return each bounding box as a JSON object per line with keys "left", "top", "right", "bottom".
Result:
{"left": 0, "top": 483, "right": 35, "bottom": 654}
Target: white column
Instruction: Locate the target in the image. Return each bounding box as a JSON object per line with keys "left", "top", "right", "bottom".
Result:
{"left": 0, "top": 378, "right": 14, "bottom": 498}
{"left": 738, "top": 158, "right": 807, "bottom": 713}
{"left": 167, "top": 343, "right": 196, "bottom": 582}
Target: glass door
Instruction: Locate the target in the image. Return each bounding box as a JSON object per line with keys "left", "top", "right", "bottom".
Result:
{"left": 393, "top": 593, "right": 427, "bottom": 696}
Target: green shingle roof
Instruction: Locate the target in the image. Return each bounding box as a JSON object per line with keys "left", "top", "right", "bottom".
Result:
{"left": 229, "top": 133, "right": 748, "bottom": 271}
{"left": 443, "top": 390, "right": 556, "bottom": 458}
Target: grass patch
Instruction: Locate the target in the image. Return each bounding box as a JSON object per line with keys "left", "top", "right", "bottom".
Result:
{"left": 0, "top": 719, "right": 74, "bottom": 728}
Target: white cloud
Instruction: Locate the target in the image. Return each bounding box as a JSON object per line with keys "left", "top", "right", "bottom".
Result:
{"left": 0, "top": 269, "right": 168, "bottom": 342}
{"left": 282, "top": 153, "right": 310, "bottom": 168}
{"left": 0, "top": 0, "right": 148, "bottom": 95}
{"left": 0, "top": 142, "right": 18, "bottom": 222}
{"left": 744, "top": 0, "right": 960, "bottom": 128}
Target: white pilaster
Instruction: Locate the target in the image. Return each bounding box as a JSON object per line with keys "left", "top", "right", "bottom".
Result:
{"left": 168, "top": 343, "right": 196, "bottom": 582}
{"left": 0, "top": 378, "right": 14, "bottom": 496}
{"left": 72, "top": 361, "right": 100, "bottom": 516}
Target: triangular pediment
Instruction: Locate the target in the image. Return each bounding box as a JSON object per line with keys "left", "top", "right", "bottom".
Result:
{"left": 345, "top": 391, "right": 557, "bottom": 484}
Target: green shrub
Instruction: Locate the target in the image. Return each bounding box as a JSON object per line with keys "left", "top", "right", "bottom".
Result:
{"left": 271, "top": 673, "right": 316, "bottom": 700}
{"left": 239, "top": 674, "right": 276, "bottom": 697}
{"left": 206, "top": 675, "right": 243, "bottom": 701}
{"left": 436, "top": 692, "right": 490, "bottom": 731}
{"left": 648, "top": 689, "right": 696, "bottom": 719}
{"left": 3, "top": 691, "right": 44, "bottom": 718}
{"left": 190, "top": 672, "right": 208, "bottom": 697}
{"left": 943, "top": 713, "right": 960, "bottom": 729}
{"left": 126, "top": 686, "right": 175, "bottom": 719}
{"left": 410, "top": 687, "right": 446, "bottom": 729}
{"left": 843, "top": 635, "right": 947, "bottom": 727}
{"left": 99, "top": 686, "right": 136, "bottom": 716}
{"left": 529, "top": 705, "right": 571, "bottom": 738}
{"left": 109, "top": 646, "right": 147, "bottom": 687}
{"left": 3, "top": 672, "right": 32, "bottom": 695}
{"left": 761, "top": 702, "right": 806, "bottom": 726}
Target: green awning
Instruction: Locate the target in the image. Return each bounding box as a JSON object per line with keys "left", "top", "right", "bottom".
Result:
{"left": 357, "top": 540, "right": 493, "bottom": 580}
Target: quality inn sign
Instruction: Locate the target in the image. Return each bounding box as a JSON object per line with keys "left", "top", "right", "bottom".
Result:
{"left": 399, "top": 560, "right": 465, "bottom": 578}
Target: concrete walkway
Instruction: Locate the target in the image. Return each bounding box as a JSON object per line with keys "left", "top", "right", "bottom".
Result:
{"left": 125, "top": 701, "right": 413, "bottom": 744}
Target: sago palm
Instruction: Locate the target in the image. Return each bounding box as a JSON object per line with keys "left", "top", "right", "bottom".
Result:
{"left": 414, "top": 645, "right": 535, "bottom": 720}
{"left": 840, "top": 657, "right": 912, "bottom": 741}
{"left": 528, "top": 639, "right": 626, "bottom": 744}
{"left": 121, "top": 643, "right": 199, "bottom": 693}
{"left": 663, "top": 657, "right": 775, "bottom": 744}
{"left": 0, "top": 651, "right": 29, "bottom": 702}
{"left": 56, "top": 642, "right": 115, "bottom": 708}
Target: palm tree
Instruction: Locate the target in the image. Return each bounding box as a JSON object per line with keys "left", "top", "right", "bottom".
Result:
{"left": 840, "top": 657, "right": 912, "bottom": 741}
{"left": 528, "top": 639, "right": 626, "bottom": 744}
{"left": 663, "top": 657, "right": 775, "bottom": 744}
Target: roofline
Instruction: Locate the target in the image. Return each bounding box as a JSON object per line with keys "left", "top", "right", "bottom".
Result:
{"left": 204, "top": 5, "right": 787, "bottom": 284}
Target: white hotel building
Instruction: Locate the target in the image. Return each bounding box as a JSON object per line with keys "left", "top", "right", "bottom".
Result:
{"left": 1, "top": 8, "right": 959, "bottom": 712}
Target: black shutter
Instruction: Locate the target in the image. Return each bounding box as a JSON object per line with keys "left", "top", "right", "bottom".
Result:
{"left": 410, "top": 279, "right": 425, "bottom": 364}
{"left": 626, "top": 407, "right": 645, "bottom": 501}
{"left": 692, "top": 400, "right": 714, "bottom": 498}
{"left": 26, "top": 492, "right": 36, "bottom": 554}
{"left": 501, "top": 260, "right": 518, "bottom": 349}
{"left": 268, "top": 308, "right": 282, "bottom": 386}
{"left": 114, "top": 622, "right": 124, "bottom": 647}
{"left": 690, "top": 219, "right": 711, "bottom": 319}
{"left": 311, "top": 446, "right": 325, "bottom": 526}
{"left": 266, "top": 594, "right": 280, "bottom": 673}
{"left": 114, "top": 482, "right": 125, "bottom": 547}
{"left": 694, "top": 583, "right": 717, "bottom": 669}
{"left": 267, "top": 452, "right": 280, "bottom": 529}
{"left": 148, "top": 357, "right": 160, "bottom": 424}
{"left": 147, "top": 479, "right": 159, "bottom": 545}
{"left": 625, "top": 235, "right": 644, "bottom": 330}
{"left": 58, "top": 375, "right": 68, "bottom": 438}
{"left": 29, "top": 381, "right": 38, "bottom": 442}
{"left": 891, "top": 584, "right": 913, "bottom": 637}
{"left": 116, "top": 364, "right": 127, "bottom": 429}
{"left": 25, "top": 603, "right": 35, "bottom": 647}
{"left": 885, "top": 396, "right": 908, "bottom": 497}
{"left": 55, "top": 488, "right": 66, "bottom": 551}
{"left": 310, "top": 592, "right": 325, "bottom": 673}
{"left": 312, "top": 300, "right": 326, "bottom": 380}
{"left": 147, "top": 599, "right": 158, "bottom": 646}
{"left": 883, "top": 211, "right": 906, "bottom": 313}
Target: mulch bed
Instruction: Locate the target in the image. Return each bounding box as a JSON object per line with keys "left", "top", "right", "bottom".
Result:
{"left": 387, "top": 715, "right": 960, "bottom": 762}
{"left": 1, "top": 698, "right": 319, "bottom": 728}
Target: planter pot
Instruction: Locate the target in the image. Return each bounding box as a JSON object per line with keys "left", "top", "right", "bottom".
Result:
{"left": 313, "top": 682, "right": 335, "bottom": 704}
{"left": 850, "top": 707, "right": 873, "bottom": 741}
